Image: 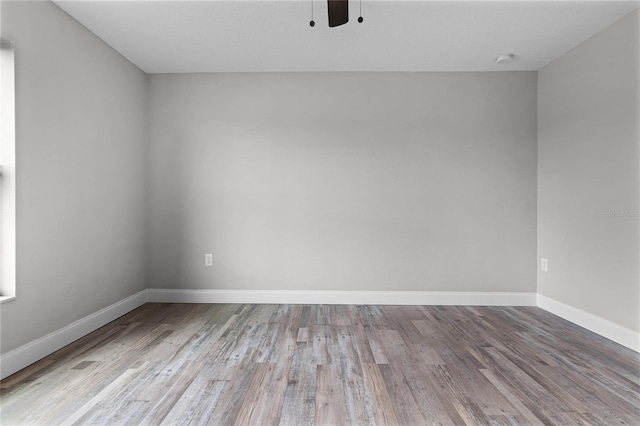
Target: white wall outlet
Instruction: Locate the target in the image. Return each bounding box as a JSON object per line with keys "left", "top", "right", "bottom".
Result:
{"left": 541, "top": 258, "right": 548, "bottom": 272}
{"left": 205, "top": 254, "right": 213, "bottom": 267}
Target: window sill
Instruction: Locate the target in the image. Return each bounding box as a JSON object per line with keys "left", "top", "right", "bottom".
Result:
{"left": 0, "top": 295, "right": 16, "bottom": 303}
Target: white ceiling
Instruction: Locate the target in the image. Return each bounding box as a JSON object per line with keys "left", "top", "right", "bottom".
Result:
{"left": 53, "top": 0, "right": 640, "bottom": 73}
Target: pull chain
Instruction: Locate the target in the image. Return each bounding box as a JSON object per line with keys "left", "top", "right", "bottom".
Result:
{"left": 310, "top": 0, "right": 315, "bottom": 27}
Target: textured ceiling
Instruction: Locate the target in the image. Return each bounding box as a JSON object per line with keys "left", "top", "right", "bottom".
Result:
{"left": 53, "top": 0, "right": 640, "bottom": 73}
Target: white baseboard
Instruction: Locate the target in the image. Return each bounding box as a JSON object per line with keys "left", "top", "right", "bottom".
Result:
{"left": 537, "top": 294, "right": 640, "bottom": 353}
{"left": 0, "top": 289, "right": 148, "bottom": 380}
{"left": 147, "top": 288, "right": 537, "bottom": 306}
{"left": 5, "top": 289, "right": 637, "bottom": 380}
{"left": 3, "top": 289, "right": 532, "bottom": 380}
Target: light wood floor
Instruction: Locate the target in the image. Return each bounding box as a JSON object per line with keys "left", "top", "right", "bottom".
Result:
{"left": 1, "top": 303, "right": 639, "bottom": 425}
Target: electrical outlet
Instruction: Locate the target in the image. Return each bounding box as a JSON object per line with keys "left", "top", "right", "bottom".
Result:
{"left": 205, "top": 254, "right": 213, "bottom": 267}
{"left": 541, "top": 258, "right": 548, "bottom": 272}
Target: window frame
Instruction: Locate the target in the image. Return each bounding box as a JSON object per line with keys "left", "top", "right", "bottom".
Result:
{"left": 1, "top": 38, "right": 16, "bottom": 303}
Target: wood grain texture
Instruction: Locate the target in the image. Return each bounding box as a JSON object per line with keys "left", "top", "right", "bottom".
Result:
{"left": 1, "top": 303, "right": 638, "bottom": 425}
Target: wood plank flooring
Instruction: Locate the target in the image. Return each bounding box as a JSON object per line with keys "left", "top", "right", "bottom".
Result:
{"left": 1, "top": 303, "right": 639, "bottom": 425}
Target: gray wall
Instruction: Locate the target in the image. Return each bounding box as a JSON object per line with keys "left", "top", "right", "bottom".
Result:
{"left": 0, "top": 0, "right": 148, "bottom": 353}
{"left": 148, "top": 72, "right": 538, "bottom": 293}
{"left": 538, "top": 10, "right": 640, "bottom": 332}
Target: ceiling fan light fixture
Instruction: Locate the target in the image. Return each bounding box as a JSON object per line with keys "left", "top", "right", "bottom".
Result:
{"left": 496, "top": 54, "right": 515, "bottom": 64}
{"left": 328, "top": 0, "right": 349, "bottom": 27}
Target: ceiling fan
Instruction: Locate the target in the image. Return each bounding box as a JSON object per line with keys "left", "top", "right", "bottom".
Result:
{"left": 310, "top": 0, "right": 363, "bottom": 28}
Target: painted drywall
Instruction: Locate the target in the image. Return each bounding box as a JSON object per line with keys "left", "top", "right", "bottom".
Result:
{"left": 538, "top": 10, "right": 640, "bottom": 332}
{"left": 0, "top": 0, "right": 148, "bottom": 354}
{"left": 148, "top": 72, "right": 538, "bottom": 293}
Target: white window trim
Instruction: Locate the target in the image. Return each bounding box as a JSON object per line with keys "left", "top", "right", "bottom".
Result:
{"left": 1, "top": 38, "right": 16, "bottom": 303}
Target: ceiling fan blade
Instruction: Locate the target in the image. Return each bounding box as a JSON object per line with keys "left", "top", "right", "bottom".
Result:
{"left": 327, "top": 0, "right": 349, "bottom": 27}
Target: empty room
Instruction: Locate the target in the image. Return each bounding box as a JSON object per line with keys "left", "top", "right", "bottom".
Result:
{"left": 0, "top": 0, "right": 639, "bottom": 424}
